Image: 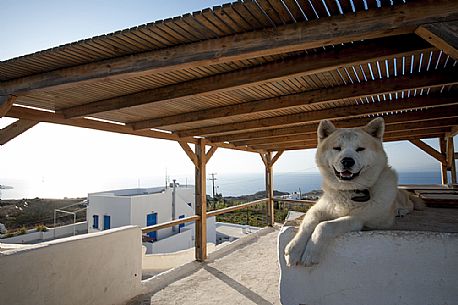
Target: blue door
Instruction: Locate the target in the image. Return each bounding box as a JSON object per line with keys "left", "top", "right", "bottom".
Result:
{"left": 146, "top": 213, "right": 158, "bottom": 240}
{"left": 179, "top": 215, "right": 185, "bottom": 232}
{"left": 103, "top": 215, "right": 111, "bottom": 230}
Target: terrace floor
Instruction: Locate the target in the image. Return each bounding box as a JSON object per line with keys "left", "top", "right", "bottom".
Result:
{"left": 129, "top": 206, "right": 458, "bottom": 305}
{"left": 131, "top": 227, "right": 281, "bottom": 305}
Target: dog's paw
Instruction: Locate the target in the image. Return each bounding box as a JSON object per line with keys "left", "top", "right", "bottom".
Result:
{"left": 284, "top": 239, "right": 306, "bottom": 267}
{"left": 300, "top": 242, "right": 320, "bottom": 267}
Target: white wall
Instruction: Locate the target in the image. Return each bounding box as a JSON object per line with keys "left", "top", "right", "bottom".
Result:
{"left": 131, "top": 190, "right": 173, "bottom": 240}
{"left": 149, "top": 227, "right": 193, "bottom": 254}
{"left": 278, "top": 227, "right": 458, "bottom": 305}
{"left": 1, "top": 222, "right": 87, "bottom": 244}
{"left": 0, "top": 226, "right": 142, "bottom": 305}
{"left": 142, "top": 242, "right": 217, "bottom": 272}
{"left": 88, "top": 195, "right": 131, "bottom": 233}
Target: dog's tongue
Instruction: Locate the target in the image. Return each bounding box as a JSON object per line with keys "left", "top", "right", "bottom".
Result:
{"left": 340, "top": 170, "right": 353, "bottom": 178}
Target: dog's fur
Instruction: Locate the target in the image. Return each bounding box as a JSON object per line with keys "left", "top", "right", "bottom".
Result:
{"left": 284, "top": 118, "right": 423, "bottom": 267}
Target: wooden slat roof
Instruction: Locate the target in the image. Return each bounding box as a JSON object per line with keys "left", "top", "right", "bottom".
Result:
{"left": 1, "top": 0, "right": 458, "bottom": 152}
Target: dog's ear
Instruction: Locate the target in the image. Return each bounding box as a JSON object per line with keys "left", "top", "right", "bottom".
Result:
{"left": 363, "top": 117, "right": 385, "bottom": 140}
{"left": 317, "top": 120, "right": 336, "bottom": 142}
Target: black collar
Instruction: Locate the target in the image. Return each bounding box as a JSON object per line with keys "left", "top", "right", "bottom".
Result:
{"left": 351, "top": 189, "right": 371, "bottom": 202}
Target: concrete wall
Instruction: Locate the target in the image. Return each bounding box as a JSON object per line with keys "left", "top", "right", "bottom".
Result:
{"left": 0, "top": 226, "right": 142, "bottom": 305}
{"left": 278, "top": 227, "right": 458, "bottom": 305}
{"left": 1, "top": 222, "right": 88, "bottom": 244}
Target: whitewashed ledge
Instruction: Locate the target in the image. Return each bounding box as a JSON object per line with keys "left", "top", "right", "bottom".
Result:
{"left": 278, "top": 209, "right": 458, "bottom": 305}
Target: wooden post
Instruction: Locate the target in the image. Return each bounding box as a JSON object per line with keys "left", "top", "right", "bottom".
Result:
{"left": 265, "top": 152, "right": 274, "bottom": 226}
{"left": 439, "top": 137, "right": 448, "bottom": 184}
{"left": 447, "top": 136, "right": 457, "bottom": 184}
{"left": 260, "top": 150, "right": 283, "bottom": 227}
{"left": 195, "top": 138, "right": 207, "bottom": 261}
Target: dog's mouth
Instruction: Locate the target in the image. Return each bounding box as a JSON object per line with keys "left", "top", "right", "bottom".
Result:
{"left": 333, "top": 167, "right": 360, "bottom": 181}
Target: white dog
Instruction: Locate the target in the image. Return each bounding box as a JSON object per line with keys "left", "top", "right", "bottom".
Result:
{"left": 284, "top": 118, "right": 422, "bottom": 267}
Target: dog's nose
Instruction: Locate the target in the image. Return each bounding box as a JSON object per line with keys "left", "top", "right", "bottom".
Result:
{"left": 341, "top": 157, "right": 355, "bottom": 168}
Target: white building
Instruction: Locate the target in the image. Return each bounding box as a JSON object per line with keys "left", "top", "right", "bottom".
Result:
{"left": 87, "top": 184, "right": 216, "bottom": 254}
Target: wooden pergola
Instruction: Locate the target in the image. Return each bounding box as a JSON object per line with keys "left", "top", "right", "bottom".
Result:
{"left": 1, "top": 0, "right": 457, "bottom": 261}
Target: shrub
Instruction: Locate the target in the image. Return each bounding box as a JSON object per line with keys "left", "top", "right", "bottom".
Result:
{"left": 35, "top": 224, "right": 48, "bottom": 232}
{"left": 18, "top": 227, "right": 27, "bottom": 235}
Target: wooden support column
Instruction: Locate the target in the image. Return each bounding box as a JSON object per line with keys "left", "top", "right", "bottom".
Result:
{"left": 439, "top": 137, "right": 448, "bottom": 184}
{"left": 179, "top": 141, "right": 218, "bottom": 261}
{"left": 446, "top": 136, "right": 457, "bottom": 184}
{"left": 260, "top": 150, "right": 284, "bottom": 226}
{"left": 195, "top": 139, "right": 207, "bottom": 261}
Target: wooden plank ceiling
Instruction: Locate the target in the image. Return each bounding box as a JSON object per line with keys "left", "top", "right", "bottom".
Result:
{"left": 1, "top": 0, "right": 458, "bottom": 152}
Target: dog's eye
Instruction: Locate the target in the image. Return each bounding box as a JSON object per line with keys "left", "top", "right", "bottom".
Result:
{"left": 356, "top": 147, "right": 365, "bottom": 152}
{"left": 333, "top": 147, "right": 341, "bottom": 151}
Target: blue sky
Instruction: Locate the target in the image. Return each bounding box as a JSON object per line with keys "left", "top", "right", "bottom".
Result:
{"left": 0, "top": 0, "right": 453, "bottom": 198}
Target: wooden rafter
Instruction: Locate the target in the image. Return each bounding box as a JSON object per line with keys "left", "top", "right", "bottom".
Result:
{"left": 130, "top": 64, "right": 452, "bottom": 130}
{"left": 64, "top": 36, "right": 431, "bottom": 119}
{"left": 416, "top": 21, "right": 458, "bottom": 60}
{"left": 177, "top": 94, "right": 458, "bottom": 137}
{"left": 0, "top": 119, "right": 38, "bottom": 145}
{"left": 2, "top": 0, "right": 457, "bottom": 96}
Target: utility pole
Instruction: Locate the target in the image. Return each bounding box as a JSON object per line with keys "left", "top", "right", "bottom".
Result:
{"left": 208, "top": 173, "right": 217, "bottom": 199}
{"left": 208, "top": 173, "right": 217, "bottom": 208}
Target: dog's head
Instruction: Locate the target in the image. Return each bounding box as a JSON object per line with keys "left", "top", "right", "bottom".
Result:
{"left": 315, "top": 118, "right": 387, "bottom": 190}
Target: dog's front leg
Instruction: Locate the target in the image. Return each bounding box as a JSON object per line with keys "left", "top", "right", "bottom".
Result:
{"left": 284, "top": 207, "right": 329, "bottom": 267}
{"left": 301, "top": 216, "right": 363, "bottom": 266}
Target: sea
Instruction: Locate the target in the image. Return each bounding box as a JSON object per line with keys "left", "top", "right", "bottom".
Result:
{"left": 0, "top": 171, "right": 443, "bottom": 200}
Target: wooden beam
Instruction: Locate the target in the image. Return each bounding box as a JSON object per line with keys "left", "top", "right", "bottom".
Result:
{"left": 0, "top": 96, "right": 16, "bottom": 118}
{"left": 177, "top": 95, "right": 458, "bottom": 137}
{"left": 409, "top": 139, "right": 447, "bottom": 163}
{"left": 447, "top": 136, "right": 457, "bottom": 184}
{"left": 252, "top": 133, "right": 446, "bottom": 151}
{"left": 439, "top": 137, "right": 448, "bottom": 184}
{"left": 229, "top": 117, "right": 458, "bottom": 146}
{"left": 239, "top": 127, "right": 448, "bottom": 147}
{"left": 0, "top": 119, "right": 38, "bottom": 145}
{"left": 416, "top": 21, "right": 458, "bottom": 60}
{"left": 130, "top": 62, "right": 451, "bottom": 130}
{"left": 205, "top": 146, "right": 218, "bottom": 163}
{"left": 195, "top": 139, "right": 207, "bottom": 261}
{"left": 271, "top": 150, "right": 284, "bottom": 166}
{"left": 2, "top": 0, "right": 457, "bottom": 96}
{"left": 7, "top": 105, "right": 197, "bottom": 143}
{"left": 179, "top": 142, "right": 198, "bottom": 167}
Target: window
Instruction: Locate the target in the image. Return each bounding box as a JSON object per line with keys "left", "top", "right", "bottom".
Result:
{"left": 93, "top": 215, "right": 99, "bottom": 229}
{"left": 103, "top": 215, "right": 111, "bottom": 230}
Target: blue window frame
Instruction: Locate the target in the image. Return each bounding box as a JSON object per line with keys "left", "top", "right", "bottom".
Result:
{"left": 93, "top": 215, "right": 99, "bottom": 229}
{"left": 179, "top": 215, "right": 185, "bottom": 232}
{"left": 103, "top": 215, "right": 111, "bottom": 230}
